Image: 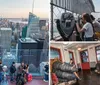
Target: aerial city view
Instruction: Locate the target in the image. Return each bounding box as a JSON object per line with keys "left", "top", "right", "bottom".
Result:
{"left": 0, "top": 0, "right": 49, "bottom": 85}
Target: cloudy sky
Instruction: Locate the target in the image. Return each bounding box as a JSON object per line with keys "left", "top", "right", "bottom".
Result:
{"left": 0, "top": 0, "right": 49, "bottom": 18}
{"left": 0, "top": 0, "right": 99, "bottom": 18}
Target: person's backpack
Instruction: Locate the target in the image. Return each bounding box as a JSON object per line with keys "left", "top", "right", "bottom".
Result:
{"left": 27, "top": 74, "right": 32, "bottom": 82}
{"left": 21, "top": 76, "right": 27, "bottom": 84}
{"left": 16, "top": 79, "right": 23, "bottom": 85}
{"left": 16, "top": 73, "right": 27, "bottom": 85}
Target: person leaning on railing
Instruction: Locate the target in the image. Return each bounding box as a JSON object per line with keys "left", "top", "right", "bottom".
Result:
{"left": 90, "top": 14, "right": 100, "bottom": 39}
{"left": 10, "top": 62, "right": 16, "bottom": 82}
{"left": 76, "top": 13, "right": 94, "bottom": 41}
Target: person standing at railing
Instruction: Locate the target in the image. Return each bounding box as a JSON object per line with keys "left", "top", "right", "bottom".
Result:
{"left": 17, "top": 62, "right": 25, "bottom": 79}
{"left": 2, "top": 65, "right": 8, "bottom": 82}
{"left": 0, "top": 61, "right": 3, "bottom": 83}
{"left": 44, "top": 62, "right": 49, "bottom": 82}
{"left": 76, "top": 13, "right": 94, "bottom": 41}
{"left": 24, "top": 64, "right": 29, "bottom": 73}
{"left": 24, "top": 64, "right": 29, "bottom": 81}
{"left": 90, "top": 14, "right": 100, "bottom": 39}
{"left": 10, "top": 62, "right": 16, "bottom": 82}
{"left": 16, "top": 62, "right": 27, "bottom": 85}
{"left": 90, "top": 15, "right": 100, "bottom": 30}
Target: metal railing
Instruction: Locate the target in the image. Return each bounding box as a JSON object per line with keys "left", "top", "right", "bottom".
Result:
{"left": 50, "top": 0, "right": 71, "bottom": 40}
{"left": 50, "top": 0, "right": 95, "bottom": 40}
{"left": 0, "top": 48, "right": 49, "bottom": 76}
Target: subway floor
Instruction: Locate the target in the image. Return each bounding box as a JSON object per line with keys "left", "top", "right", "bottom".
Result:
{"left": 74, "top": 70, "right": 100, "bottom": 85}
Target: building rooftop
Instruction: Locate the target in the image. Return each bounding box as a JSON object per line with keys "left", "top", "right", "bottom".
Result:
{"left": 0, "top": 28, "right": 12, "bottom": 31}
{"left": 19, "top": 37, "right": 37, "bottom": 43}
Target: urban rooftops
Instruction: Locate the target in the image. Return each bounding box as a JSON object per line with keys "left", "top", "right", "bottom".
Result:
{"left": 19, "top": 37, "right": 37, "bottom": 43}
{"left": 0, "top": 28, "right": 12, "bottom": 31}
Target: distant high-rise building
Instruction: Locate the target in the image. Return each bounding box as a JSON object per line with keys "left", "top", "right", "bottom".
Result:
{"left": 40, "top": 33, "right": 49, "bottom": 62}
{"left": 0, "top": 28, "right": 12, "bottom": 51}
{"left": 40, "top": 25, "right": 48, "bottom": 39}
{"left": 0, "top": 46, "right": 3, "bottom": 59}
{"left": 22, "top": 25, "right": 28, "bottom": 38}
{"left": 39, "top": 20, "right": 46, "bottom": 30}
{"left": 18, "top": 38, "right": 44, "bottom": 67}
{"left": 16, "top": 23, "right": 20, "bottom": 38}
{"left": 8, "top": 22, "right": 15, "bottom": 31}
{"left": 18, "top": 38, "right": 38, "bottom": 65}
{"left": 27, "top": 12, "right": 40, "bottom": 39}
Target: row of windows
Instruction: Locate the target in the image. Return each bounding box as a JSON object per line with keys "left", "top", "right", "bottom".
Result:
{"left": 50, "top": 46, "right": 100, "bottom": 62}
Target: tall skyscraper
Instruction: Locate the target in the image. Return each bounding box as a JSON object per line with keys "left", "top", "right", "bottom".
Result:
{"left": 27, "top": 12, "right": 40, "bottom": 39}
{"left": 39, "top": 20, "right": 46, "bottom": 30}
{"left": 22, "top": 25, "right": 28, "bottom": 38}
{"left": 0, "top": 28, "right": 12, "bottom": 51}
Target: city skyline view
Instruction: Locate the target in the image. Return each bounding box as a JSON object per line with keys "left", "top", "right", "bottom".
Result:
{"left": 0, "top": 0, "right": 100, "bottom": 85}
{"left": 0, "top": 0, "right": 49, "bottom": 18}
{"left": 0, "top": 1, "right": 49, "bottom": 85}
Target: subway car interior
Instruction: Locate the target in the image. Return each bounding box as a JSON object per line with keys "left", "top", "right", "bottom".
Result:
{"left": 50, "top": 42, "right": 100, "bottom": 85}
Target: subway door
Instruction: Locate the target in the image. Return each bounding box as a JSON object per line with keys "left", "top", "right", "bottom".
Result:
{"left": 80, "top": 50, "right": 90, "bottom": 70}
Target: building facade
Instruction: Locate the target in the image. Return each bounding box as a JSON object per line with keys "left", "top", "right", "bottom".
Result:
{"left": 18, "top": 38, "right": 45, "bottom": 67}
{"left": 27, "top": 12, "right": 40, "bottom": 39}
{"left": 0, "top": 28, "right": 12, "bottom": 51}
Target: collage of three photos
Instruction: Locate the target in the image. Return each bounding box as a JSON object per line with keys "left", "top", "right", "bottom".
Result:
{"left": 0, "top": 0, "right": 100, "bottom": 85}
{"left": 50, "top": 0, "right": 100, "bottom": 85}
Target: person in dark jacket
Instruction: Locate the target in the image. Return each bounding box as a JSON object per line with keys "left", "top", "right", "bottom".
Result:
{"left": 10, "top": 62, "right": 16, "bottom": 82}
{"left": 44, "top": 62, "right": 49, "bottom": 82}
{"left": 0, "top": 60, "right": 3, "bottom": 82}
{"left": 0, "top": 61, "right": 2, "bottom": 72}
